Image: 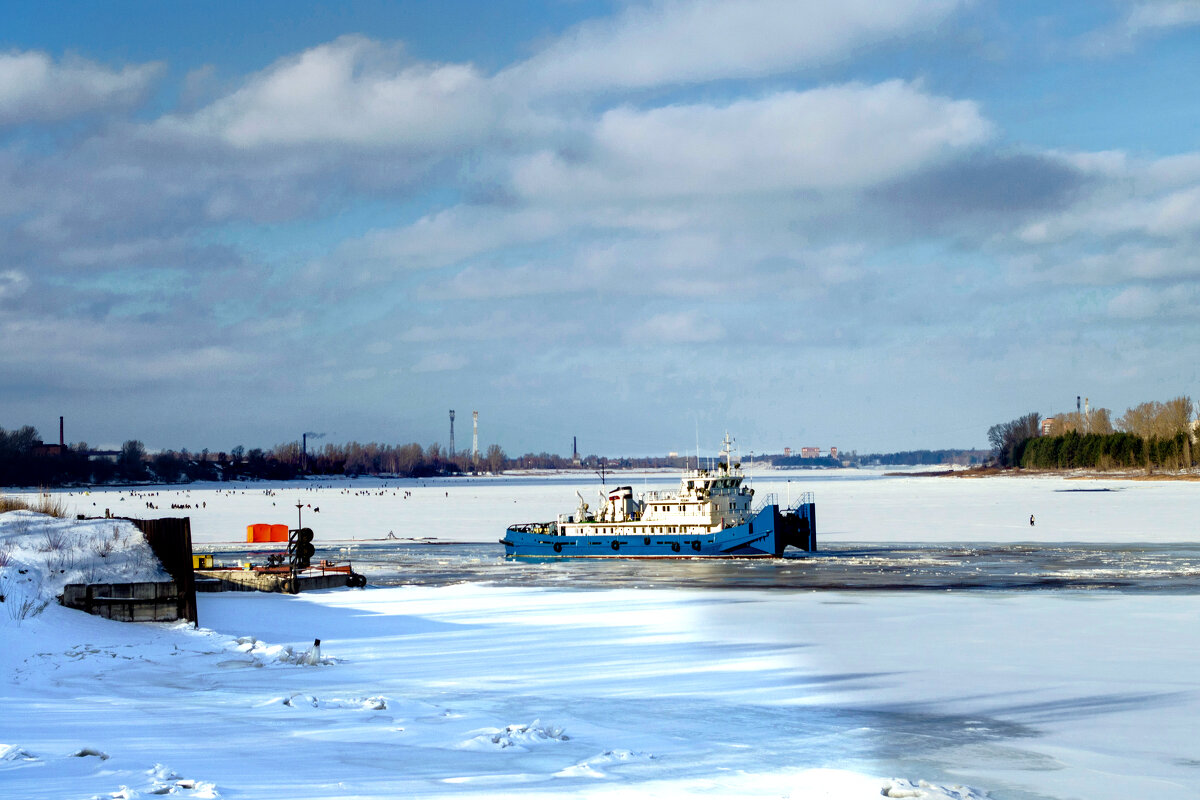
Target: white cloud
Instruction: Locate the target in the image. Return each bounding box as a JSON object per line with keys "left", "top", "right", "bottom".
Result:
{"left": 0, "top": 50, "right": 161, "bottom": 126}
{"left": 0, "top": 270, "right": 29, "bottom": 301}
{"left": 1016, "top": 156, "right": 1200, "bottom": 244}
{"left": 411, "top": 352, "right": 468, "bottom": 373}
{"left": 343, "top": 207, "right": 570, "bottom": 271}
{"left": 503, "top": 0, "right": 966, "bottom": 93}
{"left": 0, "top": 315, "right": 247, "bottom": 385}
{"left": 1080, "top": 1, "right": 1200, "bottom": 55}
{"left": 1126, "top": 1, "right": 1200, "bottom": 32}
{"left": 1012, "top": 243, "right": 1200, "bottom": 286}
{"left": 1107, "top": 283, "right": 1200, "bottom": 320}
{"left": 157, "top": 36, "right": 498, "bottom": 150}
{"left": 511, "top": 81, "right": 991, "bottom": 200}
{"left": 625, "top": 311, "right": 725, "bottom": 344}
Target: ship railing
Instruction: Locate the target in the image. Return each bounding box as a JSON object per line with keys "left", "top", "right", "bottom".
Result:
{"left": 751, "top": 493, "right": 778, "bottom": 514}
{"left": 507, "top": 522, "right": 559, "bottom": 536}
{"left": 786, "top": 492, "right": 815, "bottom": 513}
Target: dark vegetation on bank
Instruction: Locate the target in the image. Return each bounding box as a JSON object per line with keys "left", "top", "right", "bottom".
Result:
{"left": 989, "top": 396, "right": 1197, "bottom": 472}
{"left": 0, "top": 426, "right": 513, "bottom": 486}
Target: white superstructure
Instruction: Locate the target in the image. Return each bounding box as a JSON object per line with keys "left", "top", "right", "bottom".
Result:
{"left": 556, "top": 434, "right": 754, "bottom": 537}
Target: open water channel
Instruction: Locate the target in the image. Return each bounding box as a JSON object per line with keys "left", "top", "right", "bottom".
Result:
{"left": 207, "top": 540, "right": 1200, "bottom": 592}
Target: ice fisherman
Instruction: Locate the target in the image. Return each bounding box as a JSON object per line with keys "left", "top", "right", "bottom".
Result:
{"left": 1030, "top": 514, "right": 1035, "bottom": 526}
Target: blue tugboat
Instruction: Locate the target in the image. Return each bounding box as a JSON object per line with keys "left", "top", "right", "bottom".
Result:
{"left": 501, "top": 435, "right": 816, "bottom": 558}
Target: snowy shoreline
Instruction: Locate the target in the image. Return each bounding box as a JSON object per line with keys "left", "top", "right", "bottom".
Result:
{"left": 4, "top": 577, "right": 1199, "bottom": 799}
{"left": 4, "top": 474, "right": 1200, "bottom": 799}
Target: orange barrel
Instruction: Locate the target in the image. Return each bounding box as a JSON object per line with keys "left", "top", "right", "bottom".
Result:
{"left": 251, "top": 523, "right": 272, "bottom": 543}
{"left": 270, "top": 524, "right": 289, "bottom": 543}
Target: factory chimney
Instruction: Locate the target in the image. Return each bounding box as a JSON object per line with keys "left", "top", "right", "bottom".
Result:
{"left": 59, "top": 416, "right": 64, "bottom": 447}
{"left": 472, "top": 411, "right": 479, "bottom": 464}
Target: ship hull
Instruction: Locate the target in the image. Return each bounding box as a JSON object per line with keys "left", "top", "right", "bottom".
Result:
{"left": 501, "top": 503, "right": 816, "bottom": 559}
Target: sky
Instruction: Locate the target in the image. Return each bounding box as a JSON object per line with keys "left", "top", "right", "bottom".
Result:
{"left": 2, "top": 1, "right": 1200, "bottom": 458}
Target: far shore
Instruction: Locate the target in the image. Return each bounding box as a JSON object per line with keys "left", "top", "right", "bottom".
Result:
{"left": 886, "top": 466, "right": 1200, "bottom": 481}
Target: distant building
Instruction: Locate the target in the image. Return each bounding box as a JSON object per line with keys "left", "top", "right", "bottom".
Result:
{"left": 783, "top": 447, "right": 791, "bottom": 457}
{"left": 800, "top": 447, "right": 820, "bottom": 458}
{"left": 1041, "top": 418, "right": 1055, "bottom": 436}
{"left": 829, "top": 447, "right": 838, "bottom": 458}
{"left": 32, "top": 415, "right": 67, "bottom": 457}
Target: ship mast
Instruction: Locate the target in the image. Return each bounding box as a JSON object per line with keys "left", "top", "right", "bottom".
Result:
{"left": 721, "top": 432, "right": 735, "bottom": 471}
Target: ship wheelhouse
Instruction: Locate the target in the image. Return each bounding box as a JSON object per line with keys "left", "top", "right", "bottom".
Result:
{"left": 554, "top": 457, "right": 755, "bottom": 539}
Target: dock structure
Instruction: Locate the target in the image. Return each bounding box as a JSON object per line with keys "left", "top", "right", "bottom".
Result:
{"left": 66, "top": 515, "right": 200, "bottom": 625}
{"left": 194, "top": 568, "right": 365, "bottom": 593}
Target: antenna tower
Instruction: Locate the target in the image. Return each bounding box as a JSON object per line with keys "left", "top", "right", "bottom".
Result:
{"left": 472, "top": 411, "right": 479, "bottom": 464}
{"left": 449, "top": 410, "right": 456, "bottom": 456}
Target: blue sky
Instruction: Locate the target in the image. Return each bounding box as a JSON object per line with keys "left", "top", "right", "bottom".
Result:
{"left": 3, "top": 1, "right": 1200, "bottom": 457}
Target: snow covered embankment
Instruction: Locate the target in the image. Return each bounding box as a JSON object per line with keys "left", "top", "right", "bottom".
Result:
{"left": 0, "top": 511, "right": 168, "bottom": 624}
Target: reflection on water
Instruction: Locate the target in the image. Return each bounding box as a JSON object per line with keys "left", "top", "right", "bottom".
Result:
{"left": 205, "top": 541, "right": 1200, "bottom": 592}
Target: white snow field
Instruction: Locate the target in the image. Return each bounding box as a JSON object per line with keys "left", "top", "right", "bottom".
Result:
{"left": 3, "top": 473, "right": 1200, "bottom": 799}
{"left": 13, "top": 467, "right": 1199, "bottom": 545}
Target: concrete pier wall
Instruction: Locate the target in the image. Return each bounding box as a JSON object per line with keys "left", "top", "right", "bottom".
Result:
{"left": 61, "top": 581, "right": 184, "bottom": 622}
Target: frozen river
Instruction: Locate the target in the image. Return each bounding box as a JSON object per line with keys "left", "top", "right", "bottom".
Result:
{"left": 209, "top": 540, "right": 1200, "bottom": 592}
{"left": 5, "top": 470, "right": 1200, "bottom": 799}
{"left": 26, "top": 467, "right": 1200, "bottom": 547}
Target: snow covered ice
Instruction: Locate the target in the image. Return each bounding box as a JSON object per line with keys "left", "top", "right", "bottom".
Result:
{"left": 4, "top": 472, "right": 1200, "bottom": 798}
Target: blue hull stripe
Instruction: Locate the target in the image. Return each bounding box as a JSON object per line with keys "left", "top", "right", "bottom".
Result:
{"left": 502, "top": 504, "right": 815, "bottom": 559}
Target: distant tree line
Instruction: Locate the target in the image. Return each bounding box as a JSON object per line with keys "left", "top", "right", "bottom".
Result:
{"left": 0, "top": 425, "right": 514, "bottom": 487}
{"left": 988, "top": 396, "right": 1197, "bottom": 471}
{"left": 848, "top": 449, "right": 990, "bottom": 467}
{"left": 0, "top": 427, "right": 92, "bottom": 486}
{"left": 769, "top": 454, "right": 844, "bottom": 468}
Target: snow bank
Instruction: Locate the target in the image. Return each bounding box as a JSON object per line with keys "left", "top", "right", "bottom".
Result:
{"left": 5, "top": 578, "right": 1197, "bottom": 798}
{"left": 0, "top": 511, "right": 168, "bottom": 623}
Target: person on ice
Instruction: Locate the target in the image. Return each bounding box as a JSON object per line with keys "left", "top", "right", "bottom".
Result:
{"left": 1030, "top": 514, "right": 1035, "bottom": 526}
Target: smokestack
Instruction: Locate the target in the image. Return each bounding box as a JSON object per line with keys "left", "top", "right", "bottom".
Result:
{"left": 59, "top": 416, "right": 64, "bottom": 447}
{"left": 472, "top": 411, "right": 479, "bottom": 464}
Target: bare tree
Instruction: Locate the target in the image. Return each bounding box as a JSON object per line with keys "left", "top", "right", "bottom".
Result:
{"left": 1049, "top": 407, "right": 1115, "bottom": 435}
{"left": 987, "top": 412, "right": 1041, "bottom": 467}
{"left": 485, "top": 444, "right": 506, "bottom": 474}
{"left": 1117, "top": 402, "right": 1161, "bottom": 439}
{"left": 1161, "top": 396, "right": 1195, "bottom": 436}
{"left": 1119, "top": 397, "right": 1194, "bottom": 439}
{"left": 1048, "top": 412, "right": 1083, "bottom": 436}
{"left": 1089, "top": 407, "right": 1114, "bottom": 435}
